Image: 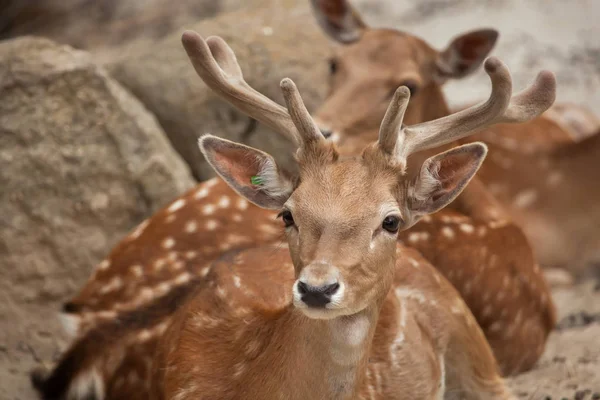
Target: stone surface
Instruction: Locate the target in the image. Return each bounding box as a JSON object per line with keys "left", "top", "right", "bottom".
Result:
{"left": 109, "top": 0, "right": 332, "bottom": 180}
{"left": 0, "top": 0, "right": 223, "bottom": 62}
{"left": 0, "top": 37, "right": 194, "bottom": 399}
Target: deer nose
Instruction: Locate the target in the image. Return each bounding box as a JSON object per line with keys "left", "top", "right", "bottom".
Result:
{"left": 297, "top": 281, "right": 340, "bottom": 307}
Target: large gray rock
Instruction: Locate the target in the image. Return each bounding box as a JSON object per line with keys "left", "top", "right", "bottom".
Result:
{"left": 0, "top": 37, "right": 194, "bottom": 398}
{"left": 0, "top": 0, "right": 223, "bottom": 62}
{"left": 109, "top": 0, "right": 332, "bottom": 180}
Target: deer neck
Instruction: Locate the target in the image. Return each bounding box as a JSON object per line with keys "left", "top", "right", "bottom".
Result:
{"left": 274, "top": 304, "right": 381, "bottom": 399}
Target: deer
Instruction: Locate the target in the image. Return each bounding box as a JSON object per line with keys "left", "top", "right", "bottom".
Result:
{"left": 149, "top": 42, "right": 526, "bottom": 399}
{"left": 31, "top": 31, "right": 556, "bottom": 400}
{"left": 308, "top": 0, "right": 600, "bottom": 274}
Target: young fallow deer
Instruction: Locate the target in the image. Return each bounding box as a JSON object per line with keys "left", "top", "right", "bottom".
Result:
{"left": 309, "top": 0, "right": 600, "bottom": 273}
{"left": 152, "top": 31, "right": 525, "bottom": 399}
{"left": 32, "top": 31, "right": 556, "bottom": 400}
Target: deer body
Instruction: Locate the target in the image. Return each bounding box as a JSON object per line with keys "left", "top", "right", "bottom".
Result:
{"left": 153, "top": 245, "right": 512, "bottom": 400}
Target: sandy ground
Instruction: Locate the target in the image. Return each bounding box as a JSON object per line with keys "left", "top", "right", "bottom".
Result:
{"left": 2, "top": 0, "right": 599, "bottom": 398}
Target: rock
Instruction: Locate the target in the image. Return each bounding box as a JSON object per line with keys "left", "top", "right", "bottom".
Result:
{"left": 0, "top": 37, "right": 194, "bottom": 398}
{"left": 109, "top": 0, "right": 332, "bottom": 179}
{"left": 0, "top": 0, "right": 223, "bottom": 60}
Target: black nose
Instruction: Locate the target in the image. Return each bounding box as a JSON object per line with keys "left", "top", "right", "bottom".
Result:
{"left": 297, "top": 281, "right": 340, "bottom": 308}
{"left": 319, "top": 128, "right": 332, "bottom": 139}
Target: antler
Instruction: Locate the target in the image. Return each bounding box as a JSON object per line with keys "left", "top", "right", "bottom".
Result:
{"left": 378, "top": 57, "right": 556, "bottom": 164}
{"left": 181, "top": 31, "right": 300, "bottom": 146}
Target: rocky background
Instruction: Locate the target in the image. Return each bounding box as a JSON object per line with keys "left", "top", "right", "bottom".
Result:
{"left": 0, "top": 0, "right": 598, "bottom": 399}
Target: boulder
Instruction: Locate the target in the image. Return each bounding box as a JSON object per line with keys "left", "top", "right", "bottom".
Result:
{"left": 109, "top": 0, "right": 332, "bottom": 179}
{"left": 0, "top": 37, "right": 194, "bottom": 398}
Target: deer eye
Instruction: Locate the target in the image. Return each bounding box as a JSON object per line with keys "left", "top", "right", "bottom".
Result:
{"left": 278, "top": 210, "right": 295, "bottom": 227}
{"left": 382, "top": 215, "right": 401, "bottom": 233}
{"left": 328, "top": 58, "right": 338, "bottom": 75}
{"left": 400, "top": 79, "right": 419, "bottom": 96}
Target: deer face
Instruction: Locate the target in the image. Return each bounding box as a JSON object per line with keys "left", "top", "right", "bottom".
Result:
{"left": 310, "top": 0, "right": 498, "bottom": 152}
{"left": 199, "top": 128, "right": 487, "bottom": 320}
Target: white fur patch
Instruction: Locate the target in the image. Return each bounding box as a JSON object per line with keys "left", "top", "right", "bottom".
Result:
{"left": 59, "top": 312, "right": 81, "bottom": 338}
{"left": 68, "top": 368, "right": 105, "bottom": 400}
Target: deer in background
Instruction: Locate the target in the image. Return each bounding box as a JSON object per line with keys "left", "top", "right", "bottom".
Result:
{"left": 32, "top": 31, "right": 556, "bottom": 400}
{"left": 309, "top": 0, "right": 600, "bottom": 274}
{"left": 152, "top": 32, "right": 522, "bottom": 399}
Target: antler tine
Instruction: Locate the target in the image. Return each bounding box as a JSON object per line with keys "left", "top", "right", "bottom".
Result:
{"left": 181, "top": 31, "right": 300, "bottom": 146}
{"left": 494, "top": 70, "right": 556, "bottom": 124}
{"left": 396, "top": 57, "right": 512, "bottom": 162}
{"left": 280, "top": 78, "right": 325, "bottom": 146}
{"left": 378, "top": 86, "right": 410, "bottom": 155}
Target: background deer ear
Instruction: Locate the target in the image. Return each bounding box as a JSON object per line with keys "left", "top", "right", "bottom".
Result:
{"left": 409, "top": 143, "right": 487, "bottom": 215}
{"left": 434, "top": 29, "right": 498, "bottom": 81}
{"left": 310, "top": 0, "right": 367, "bottom": 43}
{"left": 199, "top": 135, "right": 294, "bottom": 209}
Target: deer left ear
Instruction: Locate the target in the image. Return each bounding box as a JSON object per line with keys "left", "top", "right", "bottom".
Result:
{"left": 199, "top": 135, "right": 294, "bottom": 210}
{"left": 434, "top": 29, "right": 498, "bottom": 82}
{"left": 408, "top": 143, "right": 487, "bottom": 216}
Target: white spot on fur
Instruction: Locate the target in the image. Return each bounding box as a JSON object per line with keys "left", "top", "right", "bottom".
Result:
{"left": 165, "top": 214, "right": 177, "bottom": 223}
{"left": 205, "top": 178, "right": 219, "bottom": 188}
{"left": 206, "top": 219, "right": 219, "bottom": 231}
{"left": 194, "top": 187, "right": 209, "bottom": 199}
{"left": 174, "top": 272, "right": 192, "bottom": 285}
{"left": 98, "top": 259, "right": 110, "bottom": 271}
{"left": 168, "top": 199, "right": 186, "bottom": 213}
{"left": 237, "top": 199, "right": 249, "bottom": 210}
{"left": 513, "top": 189, "right": 538, "bottom": 209}
{"left": 200, "top": 267, "right": 211, "bottom": 277}
{"left": 218, "top": 196, "right": 231, "bottom": 208}
{"left": 547, "top": 171, "right": 563, "bottom": 187}
{"left": 441, "top": 226, "right": 455, "bottom": 239}
{"left": 202, "top": 204, "right": 216, "bottom": 215}
{"left": 459, "top": 224, "right": 474, "bottom": 234}
{"left": 153, "top": 258, "right": 166, "bottom": 271}
{"left": 185, "top": 221, "right": 198, "bottom": 233}
{"left": 162, "top": 237, "right": 175, "bottom": 249}
{"left": 130, "top": 264, "right": 143, "bottom": 277}
{"left": 233, "top": 275, "right": 242, "bottom": 288}
{"left": 233, "top": 213, "right": 243, "bottom": 222}
{"left": 129, "top": 219, "right": 149, "bottom": 240}
{"left": 408, "top": 232, "right": 429, "bottom": 243}
{"left": 99, "top": 277, "right": 123, "bottom": 294}
{"left": 489, "top": 322, "right": 503, "bottom": 332}
{"left": 185, "top": 251, "right": 197, "bottom": 260}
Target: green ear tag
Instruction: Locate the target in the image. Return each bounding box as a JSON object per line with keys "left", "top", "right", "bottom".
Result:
{"left": 250, "top": 175, "right": 263, "bottom": 186}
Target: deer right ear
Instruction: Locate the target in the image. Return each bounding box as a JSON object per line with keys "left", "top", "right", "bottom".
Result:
{"left": 435, "top": 29, "right": 498, "bottom": 82}
{"left": 199, "top": 135, "right": 294, "bottom": 210}
{"left": 408, "top": 143, "right": 488, "bottom": 217}
{"left": 310, "top": 0, "right": 367, "bottom": 43}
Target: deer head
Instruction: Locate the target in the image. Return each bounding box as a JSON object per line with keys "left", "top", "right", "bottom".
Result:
{"left": 182, "top": 31, "right": 554, "bottom": 320}
{"left": 309, "top": 0, "right": 505, "bottom": 153}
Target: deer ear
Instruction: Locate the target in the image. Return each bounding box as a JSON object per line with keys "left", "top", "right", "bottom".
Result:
{"left": 435, "top": 29, "right": 498, "bottom": 81}
{"left": 409, "top": 143, "right": 487, "bottom": 216}
{"left": 310, "top": 0, "right": 367, "bottom": 43}
{"left": 199, "top": 135, "right": 294, "bottom": 209}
